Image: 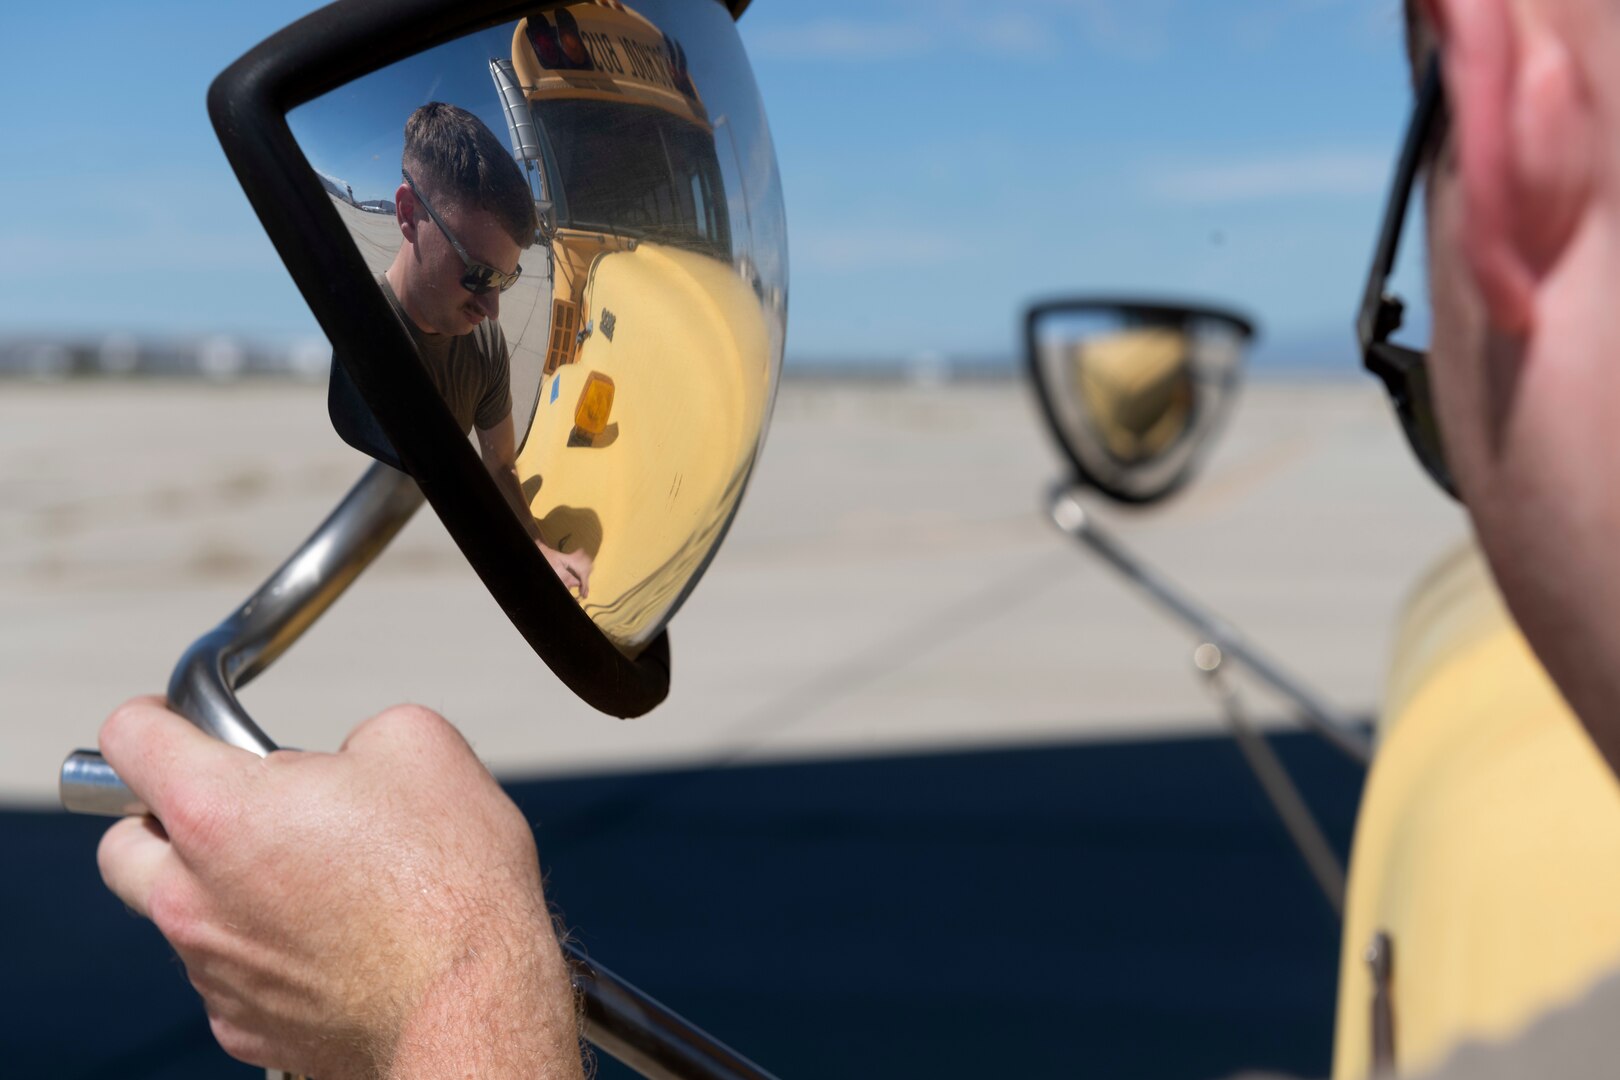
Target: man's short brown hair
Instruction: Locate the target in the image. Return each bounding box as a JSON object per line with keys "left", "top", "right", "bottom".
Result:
{"left": 403, "top": 102, "right": 537, "bottom": 249}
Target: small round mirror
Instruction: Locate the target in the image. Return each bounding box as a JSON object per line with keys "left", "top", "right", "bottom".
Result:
{"left": 1025, "top": 299, "right": 1254, "bottom": 504}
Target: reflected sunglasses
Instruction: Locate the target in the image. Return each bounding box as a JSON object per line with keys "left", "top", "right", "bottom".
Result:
{"left": 401, "top": 168, "right": 523, "bottom": 295}
{"left": 1356, "top": 57, "right": 1456, "bottom": 500}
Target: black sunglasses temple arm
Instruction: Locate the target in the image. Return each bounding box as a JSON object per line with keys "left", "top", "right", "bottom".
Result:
{"left": 1358, "top": 58, "right": 1443, "bottom": 348}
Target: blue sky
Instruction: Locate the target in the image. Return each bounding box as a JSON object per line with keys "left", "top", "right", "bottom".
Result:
{"left": 0, "top": 0, "right": 1415, "bottom": 368}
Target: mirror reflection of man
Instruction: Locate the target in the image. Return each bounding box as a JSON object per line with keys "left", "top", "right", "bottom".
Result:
{"left": 384, "top": 101, "right": 591, "bottom": 598}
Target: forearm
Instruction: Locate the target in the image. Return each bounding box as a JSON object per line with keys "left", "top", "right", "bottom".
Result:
{"left": 489, "top": 464, "right": 543, "bottom": 542}
{"left": 387, "top": 919, "right": 585, "bottom": 1080}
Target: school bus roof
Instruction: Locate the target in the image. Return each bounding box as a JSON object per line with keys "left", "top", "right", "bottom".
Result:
{"left": 512, "top": 4, "right": 710, "bottom": 127}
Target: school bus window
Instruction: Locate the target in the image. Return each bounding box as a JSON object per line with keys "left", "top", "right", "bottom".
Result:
{"left": 537, "top": 98, "right": 731, "bottom": 258}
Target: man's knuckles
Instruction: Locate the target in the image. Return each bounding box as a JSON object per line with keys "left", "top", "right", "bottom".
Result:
{"left": 205, "top": 1010, "right": 279, "bottom": 1071}
{"left": 146, "top": 873, "right": 212, "bottom": 954}
{"left": 342, "top": 703, "right": 475, "bottom": 762}
{"left": 96, "top": 815, "right": 167, "bottom": 914}
{"left": 157, "top": 778, "right": 242, "bottom": 855}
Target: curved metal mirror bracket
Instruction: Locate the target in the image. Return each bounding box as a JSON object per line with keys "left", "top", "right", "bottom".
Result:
{"left": 60, "top": 461, "right": 425, "bottom": 807}
{"left": 1046, "top": 484, "right": 1372, "bottom": 765}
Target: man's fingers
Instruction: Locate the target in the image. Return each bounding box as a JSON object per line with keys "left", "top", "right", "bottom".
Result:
{"left": 97, "top": 814, "right": 174, "bottom": 919}
{"left": 560, "top": 553, "right": 589, "bottom": 598}
{"left": 97, "top": 697, "right": 251, "bottom": 825}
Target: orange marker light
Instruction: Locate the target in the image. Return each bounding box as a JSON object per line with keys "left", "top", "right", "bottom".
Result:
{"left": 573, "top": 371, "right": 616, "bottom": 437}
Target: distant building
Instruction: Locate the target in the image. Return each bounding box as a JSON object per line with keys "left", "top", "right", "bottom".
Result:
{"left": 0, "top": 336, "right": 331, "bottom": 380}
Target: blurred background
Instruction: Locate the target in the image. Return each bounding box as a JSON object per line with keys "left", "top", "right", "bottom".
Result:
{"left": 1, "top": 2, "right": 1470, "bottom": 1077}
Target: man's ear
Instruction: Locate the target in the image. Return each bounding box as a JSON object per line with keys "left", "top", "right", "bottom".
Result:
{"left": 1429, "top": 0, "right": 1598, "bottom": 335}
{"left": 394, "top": 182, "right": 419, "bottom": 244}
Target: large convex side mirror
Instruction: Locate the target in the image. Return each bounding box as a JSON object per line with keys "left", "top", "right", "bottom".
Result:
{"left": 213, "top": 0, "right": 787, "bottom": 715}
{"left": 1025, "top": 298, "right": 1254, "bottom": 505}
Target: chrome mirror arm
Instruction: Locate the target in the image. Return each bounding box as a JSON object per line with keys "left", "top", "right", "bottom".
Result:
{"left": 60, "top": 461, "right": 425, "bottom": 808}
{"left": 172, "top": 460, "right": 429, "bottom": 753}
{"left": 1046, "top": 483, "right": 1373, "bottom": 766}
{"left": 57, "top": 462, "right": 779, "bottom": 1080}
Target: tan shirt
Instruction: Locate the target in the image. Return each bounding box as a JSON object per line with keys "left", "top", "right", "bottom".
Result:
{"left": 378, "top": 275, "right": 512, "bottom": 434}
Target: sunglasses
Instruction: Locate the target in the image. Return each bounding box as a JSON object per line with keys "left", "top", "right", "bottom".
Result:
{"left": 401, "top": 168, "right": 523, "bottom": 295}
{"left": 1356, "top": 57, "right": 1457, "bottom": 500}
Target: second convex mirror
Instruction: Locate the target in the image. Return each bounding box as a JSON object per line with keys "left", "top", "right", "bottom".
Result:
{"left": 285, "top": 0, "right": 787, "bottom": 690}
{"left": 1025, "top": 299, "right": 1253, "bottom": 504}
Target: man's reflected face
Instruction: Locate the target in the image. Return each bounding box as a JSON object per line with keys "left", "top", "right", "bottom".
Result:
{"left": 405, "top": 187, "right": 522, "bottom": 335}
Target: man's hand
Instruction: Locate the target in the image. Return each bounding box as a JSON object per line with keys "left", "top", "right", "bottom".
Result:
{"left": 540, "top": 542, "right": 594, "bottom": 600}
{"left": 475, "top": 417, "right": 594, "bottom": 601}
{"left": 95, "top": 697, "right": 584, "bottom": 1080}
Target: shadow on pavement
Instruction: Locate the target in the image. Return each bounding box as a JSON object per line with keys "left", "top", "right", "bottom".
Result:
{"left": 0, "top": 729, "right": 1362, "bottom": 1079}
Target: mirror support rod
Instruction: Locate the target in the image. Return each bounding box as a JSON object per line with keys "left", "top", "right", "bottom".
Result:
{"left": 579, "top": 955, "right": 782, "bottom": 1080}
{"left": 59, "top": 463, "right": 781, "bottom": 1080}
{"left": 1047, "top": 484, "right": 1373, "bottom": 766}
{"left": 1195, "top": 645, "right": 1347, "bottom": 915}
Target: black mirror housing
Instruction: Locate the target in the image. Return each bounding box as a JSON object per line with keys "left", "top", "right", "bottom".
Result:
{"left": 1025, "top": 297, "right": 1256, "bottom": 506}
{"left": 207, "top": 0, "right": 782, "bottom": 716}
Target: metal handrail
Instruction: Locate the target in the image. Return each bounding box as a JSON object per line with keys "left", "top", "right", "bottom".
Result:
{"left": 1046, "top": 484, "right": 1373, "bottom": 765}
{"left": 60, "top": 462, "right": 780, "bottom": 1080}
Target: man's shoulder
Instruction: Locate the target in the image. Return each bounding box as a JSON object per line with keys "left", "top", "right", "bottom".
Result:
{"left": 467, "top": 317, "right": 509, "bottom": 365}
{"left": 374, "top": 273, "right": 420, "bottom": 341}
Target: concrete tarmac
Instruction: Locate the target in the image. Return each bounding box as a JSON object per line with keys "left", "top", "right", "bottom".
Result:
{"left": 0, "top": 375, "right": 1467, "bottom": 807}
